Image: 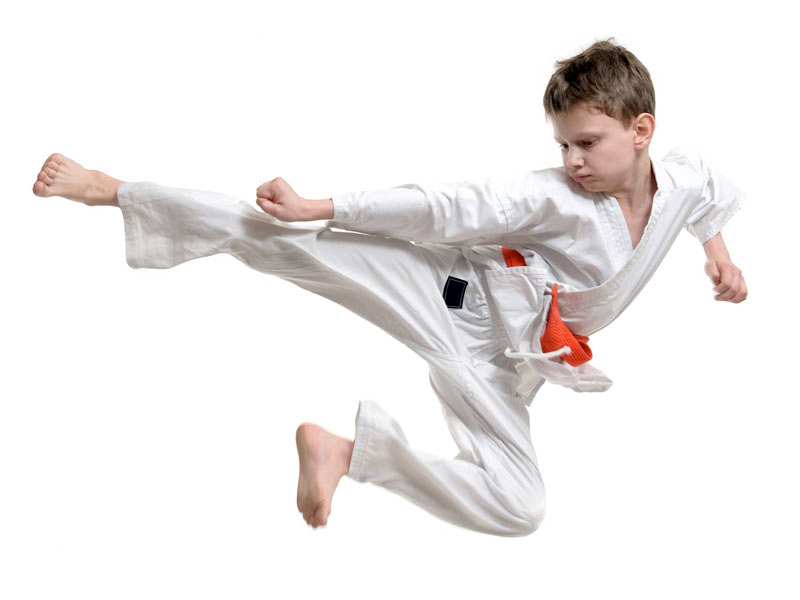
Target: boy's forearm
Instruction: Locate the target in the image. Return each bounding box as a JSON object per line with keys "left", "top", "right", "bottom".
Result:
{"left": 702, "top": 231, "right": 747, "bottom": 302}
{"left": 703, "top": 232, "right": 730, "bottom": 261}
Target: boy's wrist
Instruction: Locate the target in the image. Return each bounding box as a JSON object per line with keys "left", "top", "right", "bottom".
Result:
{"left": 702, "top": 232, "right": 730, "bottom": 261}
{"left": 302, "top": 198, "right": 334, "bottom": 221}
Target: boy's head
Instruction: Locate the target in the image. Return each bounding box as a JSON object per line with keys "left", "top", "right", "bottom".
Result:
{"left": 543, "top": 39, "right": 655, "bottom": 125}
{"left": 543, "top": 40, "right": 656, "bottom": 195}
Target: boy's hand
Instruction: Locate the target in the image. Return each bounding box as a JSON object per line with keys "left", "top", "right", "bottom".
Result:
{"left": 256, "top": 177, "right": 334, "bottom": 222}
{"left": 256, "top": 177, "right": 309, "bottom": 222}
{"left": 704, "top": 257, "right": 748, "bottom": 303}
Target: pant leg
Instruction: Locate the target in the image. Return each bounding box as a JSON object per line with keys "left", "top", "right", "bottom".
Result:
{"left": 349, "top": 356, "right": 545, "bottom": 536}
{"left": 116, "top": 181, "right": 545, "bottom": 536}
{"left": 117, "top": 181, "right": 465, "bottom": 357}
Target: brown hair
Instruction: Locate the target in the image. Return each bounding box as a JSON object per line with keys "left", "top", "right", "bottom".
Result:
{"left": 543, "top": 39, "right": 655, "bottom": 124}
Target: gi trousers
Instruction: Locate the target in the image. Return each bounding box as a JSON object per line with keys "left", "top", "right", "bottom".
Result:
{"left": 116, "top": 181, "right": 546, "bottom": 537}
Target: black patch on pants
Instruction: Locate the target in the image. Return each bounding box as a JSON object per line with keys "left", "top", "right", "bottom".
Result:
{"left": 442, "top": 276, "right": 468, "bottom": 309}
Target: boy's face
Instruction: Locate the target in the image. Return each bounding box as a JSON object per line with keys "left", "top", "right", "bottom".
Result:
{"left": 551, "top": 103, "right": 646, "bottom": 195}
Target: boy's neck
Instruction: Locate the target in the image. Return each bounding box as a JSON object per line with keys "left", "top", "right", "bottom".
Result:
{"left": 608, "top": 153, "right": 657, "bottom": 213}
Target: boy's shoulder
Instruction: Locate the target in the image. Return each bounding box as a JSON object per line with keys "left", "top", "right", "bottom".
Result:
{"left": 490, "top": 165, "right": 589, "bottom": 201}
{"left": 489, "top": 165, "right": 569, "bottom": 187}
{"left": 656, "top": 145, "right": 709, "bottom": 191}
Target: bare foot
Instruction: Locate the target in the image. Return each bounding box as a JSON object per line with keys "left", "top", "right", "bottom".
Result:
{"left": 32, "top": 153, "right": 123, "bottom": 206}
{"left": 295, "top": 423, "right": 354, "bottom": 529}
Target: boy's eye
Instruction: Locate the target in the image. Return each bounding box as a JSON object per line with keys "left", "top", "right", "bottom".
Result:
{"left": 557, "top": 141, "right": 594, "bottom": 150}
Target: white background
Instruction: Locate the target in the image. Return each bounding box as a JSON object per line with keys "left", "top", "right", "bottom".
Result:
{"left": 2, "top": 1, "right": 798, "bottom": 598}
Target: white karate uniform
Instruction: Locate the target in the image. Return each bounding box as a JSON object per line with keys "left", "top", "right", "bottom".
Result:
{"left": 115, "top": 146, "right": 742, "bottom": 536}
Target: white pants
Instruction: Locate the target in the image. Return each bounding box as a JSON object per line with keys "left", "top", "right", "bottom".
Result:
{"left": 116, "top": 181, "right": 546, "bottom": 536}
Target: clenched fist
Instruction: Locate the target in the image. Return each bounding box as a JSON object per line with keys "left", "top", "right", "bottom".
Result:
{"left": 705, "top": 257, "right": 748, "bottom": 303}
{"left": 256, "top": 177, "right": 308, "bottom": 222}
{"left": 256, "top": 177, "right": 334, "bottom": 222}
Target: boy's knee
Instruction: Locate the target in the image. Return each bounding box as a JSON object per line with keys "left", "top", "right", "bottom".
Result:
{"left": 502, "top": 482, "right": 546, "bottom": 536}
{"left": 517, "top": 504, "right": 546, "bottom": 536}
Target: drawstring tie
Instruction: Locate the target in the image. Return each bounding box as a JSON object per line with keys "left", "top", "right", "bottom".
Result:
{"left": 500, "top": 248, "right": 593, "bottom": 367}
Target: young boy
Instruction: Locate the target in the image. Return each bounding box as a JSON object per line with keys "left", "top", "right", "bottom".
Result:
{"left": 31, "top": 40, "right": 747, "bottom": 537}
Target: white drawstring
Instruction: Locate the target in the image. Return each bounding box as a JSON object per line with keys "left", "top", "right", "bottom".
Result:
{"left": 504, "top": 346, "right": 572, "bottom": 361}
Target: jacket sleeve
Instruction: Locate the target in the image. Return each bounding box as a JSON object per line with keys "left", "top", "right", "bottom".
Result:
{"left": 329, "top": 177, "right": 518, "bottom": 245}
{"left": 673, "top": 147, "right": 745, "bottom": 244}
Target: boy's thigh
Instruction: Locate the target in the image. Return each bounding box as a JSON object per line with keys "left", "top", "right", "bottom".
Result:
{"left": 427, "top": 356, "right": 536, "bottom": 470}
{"left": 297, "top": 229, "right": 469, "bottom": 358}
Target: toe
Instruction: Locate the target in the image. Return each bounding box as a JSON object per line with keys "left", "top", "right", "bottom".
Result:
{"left": 315, "top": 503, "right": 329, "bottom": 527}
{"left": 48, "top": 153, "right": 64, "bottom": 165}
{"left": 32, "top": 180, "right": 45, "bottom": 196}
{"left": 38, "top": 170, "right": 53, "bottom": 185}
{"left": 44, "top": 166, "right": 57, "bottom": 178}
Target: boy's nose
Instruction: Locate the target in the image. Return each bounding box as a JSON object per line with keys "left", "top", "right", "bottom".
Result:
{"left": 566, "top": 148, "right": 584, "bottom": 168}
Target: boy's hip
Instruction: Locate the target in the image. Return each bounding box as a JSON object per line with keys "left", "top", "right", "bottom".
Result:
{"left": 416, "top": 243, "right": 517, "bottom": 370}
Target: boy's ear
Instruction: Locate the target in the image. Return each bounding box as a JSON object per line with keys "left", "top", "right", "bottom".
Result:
{"left": 632, "top": 113, "right": 655, "bottom": 148}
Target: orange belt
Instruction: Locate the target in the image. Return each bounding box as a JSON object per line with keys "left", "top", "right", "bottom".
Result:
{"left": 501, "top": 247, "right": 592, "bottom": 367}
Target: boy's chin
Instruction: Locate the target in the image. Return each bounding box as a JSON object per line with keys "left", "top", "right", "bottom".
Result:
{"left": 577, "top": 179, "right": 602, "bottom": 192}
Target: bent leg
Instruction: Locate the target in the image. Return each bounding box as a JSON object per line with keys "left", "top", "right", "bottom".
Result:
{"left": 348, "top": 356, "right": 546, "bottom": 537}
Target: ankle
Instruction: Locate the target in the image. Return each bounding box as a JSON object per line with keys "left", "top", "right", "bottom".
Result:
{"left": 90, "top": 170, "right": 122, "bottom": 206}
{"left": 342, "top": 439, "right": 354, "bottom": 471}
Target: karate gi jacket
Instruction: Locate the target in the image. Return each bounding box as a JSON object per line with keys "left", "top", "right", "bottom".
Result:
{"left": 330, "top": 147, "right": 744, "bottom": 403}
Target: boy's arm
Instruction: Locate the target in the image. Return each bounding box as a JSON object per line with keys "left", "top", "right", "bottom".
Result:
{"left": 325, "top": 179, "right": 513, "bottom": 245}
{"left": 702, "top": 232, "right": 747, "bottom": 303}
{"left": 667, "top": 147, "right": 747, "bottom": 304}
{"left": 255, "top": 175, "right": 514, "bottom": 245}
